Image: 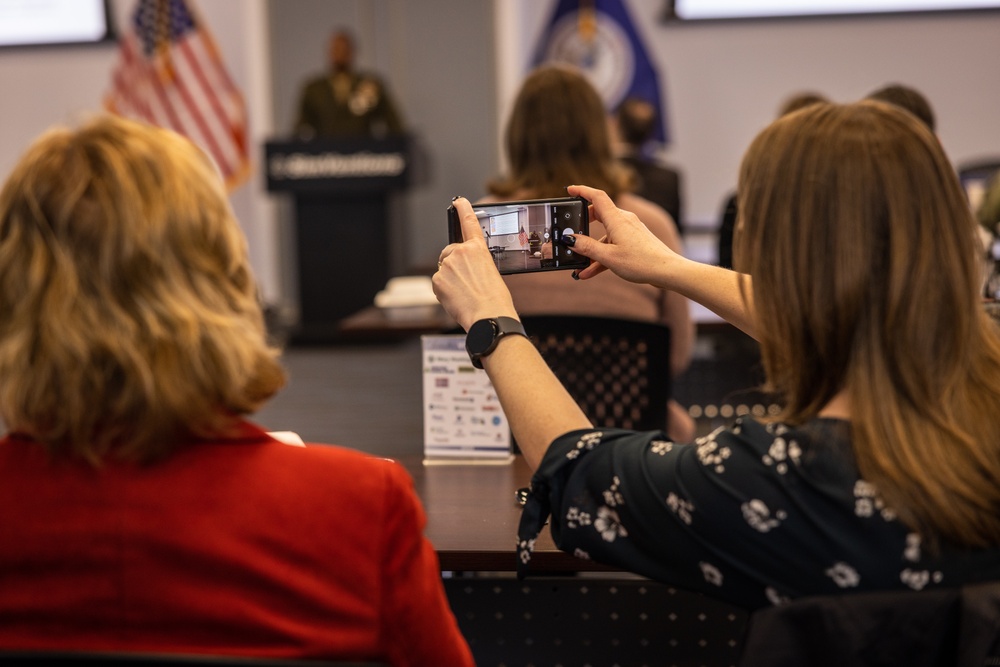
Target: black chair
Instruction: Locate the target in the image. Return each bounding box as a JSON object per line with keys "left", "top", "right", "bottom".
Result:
{"left": 737, "top": 582, "right": 1000, "bottom": 667}
{"left": 519, "top": 315, "right": 672, "bottom": 432}
{"left": 0, "top": 653, "right": 384, "bottom": 666}
{"left": 444, "top": 575, "right": 748, "bottom": 667}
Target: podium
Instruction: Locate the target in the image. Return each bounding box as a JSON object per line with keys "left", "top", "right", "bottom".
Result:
{"left": 265, "top": 136, "right": 409, "bottom": 344}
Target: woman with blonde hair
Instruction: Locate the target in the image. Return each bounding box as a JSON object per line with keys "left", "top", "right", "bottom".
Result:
{"left": 0, "top": 115, "right": 472, "bottom": 666}
{"left": 483, "top": 64, "right": 696, "bottom": 442}
{"left": 435, "top": 100, "right": 1000, "bottom": 609}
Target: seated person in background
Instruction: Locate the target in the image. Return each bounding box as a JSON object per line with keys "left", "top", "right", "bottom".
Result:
{"left": 435, "top": 100, "right": 1000, "bottom": 610}
{"left": 978, "top": 173, "right": 1000, "bottom": 243}
{"left": 865, "top": 82, "right": 935, "bottom": 132}
{"left": 482, "top": 65, "right": 696, "bottom": 443}
{"left": 540, "top": 240, "right": 554, "bottom": 262}
{"left": 977, "top": 172, "right": 1000, "bottom": 299}
{"left": 613, "top": 96, "right": 683, "bottom": 234}
{"left": 863, "top": 83, "right": 998, "bottom": 294}
{"left": 0, "top": 115, "right": 471, "bottom": 667}
{"left": 717, "top": 91, "right": 828, "bottom": 268}
{"left": 294, "top": 28, "right": 405, "bottom": 139}
{"left": 977, "top": 173, "right": 1000, "bottom": 236}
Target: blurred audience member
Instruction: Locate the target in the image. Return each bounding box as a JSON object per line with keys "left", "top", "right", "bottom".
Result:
{"left": 864, "top": 83, "right": 996, "bottom": 294}
{"left": 614, "top": 96, "right": 684, "bottom": 233}
{"left": 866, "top": 82, "right": 935, "bottom": 131}
{"left": 484, "top": 65, "right": 696, "bottom": 443}
{"left": 977, "top": 173, "right": 1000, "bottom": 238}
{"left": 977, "top": 172, "right": 1000, "bottom": 299}
{"left": 0, "top": 115, "right": 471, "bottom": 667}
{"left": 717, "top": 91, "right": 829, "bottom": 268}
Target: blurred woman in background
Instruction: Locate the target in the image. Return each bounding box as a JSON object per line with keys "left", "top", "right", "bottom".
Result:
{"left": 482, "top": 64, "right": 696, "bottom": 442}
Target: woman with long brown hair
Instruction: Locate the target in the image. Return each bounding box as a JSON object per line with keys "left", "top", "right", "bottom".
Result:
{"left": 434, "top": 100, "right": 1000, "bottom": 609}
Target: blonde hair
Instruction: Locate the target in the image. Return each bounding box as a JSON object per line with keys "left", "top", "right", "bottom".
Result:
{"left": 736, "top": 101, "right": 1000, "bottom": 547}
{"left": 0, "top": 115, "right": 285, "bottom": 464}
{"left": 488, "top": 65, "right": 630, "bottom": 200}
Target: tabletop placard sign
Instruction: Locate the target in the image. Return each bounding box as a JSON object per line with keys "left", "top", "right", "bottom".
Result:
{"left": 421, "top": 335, "right": 514, "bottom": 465}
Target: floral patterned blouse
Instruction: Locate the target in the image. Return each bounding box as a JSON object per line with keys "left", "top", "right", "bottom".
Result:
{"left": 516, "top": 417, "right": 1000, "bottom": 610}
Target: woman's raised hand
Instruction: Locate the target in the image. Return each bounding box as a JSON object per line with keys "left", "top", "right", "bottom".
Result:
{"left": 568, "top": 185, "right": 756, "bottom": 337}
{"left": 432, "top": 197, "right": 518, "bottom": 331}
{"left": 567, "top": 184, "right": 682, "bottom": 288}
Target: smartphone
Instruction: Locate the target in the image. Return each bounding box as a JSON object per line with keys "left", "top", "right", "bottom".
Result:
{"left": 447, "top": 196, "right": 590, "bottom": 275}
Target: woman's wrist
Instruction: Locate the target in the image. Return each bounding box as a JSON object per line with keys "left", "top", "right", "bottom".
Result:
{"left": 647, "top": 251, "right": 693, "bottom": 293}
{"left": 461, "top": 304, "right": 519, "bottom": 332}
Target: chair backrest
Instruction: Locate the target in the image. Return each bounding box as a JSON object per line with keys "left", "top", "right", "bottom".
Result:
{"left": 444, "top": 575, "right": 748, "bottom": 667}
{"left": 737, "top": 582, "right": 1000, "bottom": 667}
{"left": 0, "top": 653, "right": 383, "bottom": 666}
{"left": 519, "top": 315, "right": 671, "bottom": 432}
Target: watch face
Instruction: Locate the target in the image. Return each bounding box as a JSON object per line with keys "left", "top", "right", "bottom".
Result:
{"left": 466, "top": 318, "right": 498, "bottom": 357}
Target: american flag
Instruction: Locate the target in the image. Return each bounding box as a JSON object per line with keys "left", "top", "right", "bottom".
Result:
{"left": 105, "top": 0, "right": 250, "bottom": 189}
{"left": 518, "top": 226, "right": 529, "bottom": 247}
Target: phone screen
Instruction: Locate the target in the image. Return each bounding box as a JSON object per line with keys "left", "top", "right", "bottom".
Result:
{"left": 447, "top": 196, "right": 590, "bottom": 275}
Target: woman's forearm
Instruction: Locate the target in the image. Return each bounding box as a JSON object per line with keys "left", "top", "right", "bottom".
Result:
{"left": 479, "top": 334, "right": 591, "bottom": 471}
{"left": 655, "top": 257, "right": 757, "bottom": 340}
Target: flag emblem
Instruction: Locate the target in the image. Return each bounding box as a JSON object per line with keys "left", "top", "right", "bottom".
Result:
{"left": 534, "top": 0, "right": 669, "bottom": 144}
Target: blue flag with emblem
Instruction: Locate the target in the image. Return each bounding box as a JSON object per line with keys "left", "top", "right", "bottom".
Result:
{"left": 533, "top": 0, "right": 669, "bottom": 144}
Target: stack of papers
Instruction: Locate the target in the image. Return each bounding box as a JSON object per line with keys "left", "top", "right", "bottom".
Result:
{"left": 374, "top": 276, "right": 440, "bottom": 320}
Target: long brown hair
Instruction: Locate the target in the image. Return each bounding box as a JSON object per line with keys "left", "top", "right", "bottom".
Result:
{"left": 736, "top": 101, "right": 1000, "bottom": 548}
{"left": 0, "top": 115, "right": 286, "bottom": 464}
{"left": 488, "top": 65, "right": 630, "bottom": 199}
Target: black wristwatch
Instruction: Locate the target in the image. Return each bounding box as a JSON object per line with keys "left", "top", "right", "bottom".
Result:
{"left": 465, "top": 316, "right": 528, "bottom": 369}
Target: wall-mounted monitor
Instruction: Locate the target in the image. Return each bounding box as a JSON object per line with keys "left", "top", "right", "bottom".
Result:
{"left": 0, "top": 0, "right": 114, "bottom": 48}
{"left": 489, "top": 210, "right": 522, "bottom": 237}
{"left": 665, "top": 0, "right": 1000, "bottom": 21}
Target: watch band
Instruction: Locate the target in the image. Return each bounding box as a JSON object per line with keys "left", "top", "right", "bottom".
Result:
{"left": 466, "top": 316, "right": 528, "bottom": 369}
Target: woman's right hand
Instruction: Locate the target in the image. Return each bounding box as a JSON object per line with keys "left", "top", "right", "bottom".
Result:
{"left": 568, "top": 184, "right": 759, "bottom": 338}
{"left": 567, "top": 184, "right": 684, "bottom": 288}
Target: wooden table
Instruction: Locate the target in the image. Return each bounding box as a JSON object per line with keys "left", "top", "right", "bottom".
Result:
{"left": 399, "top": 454, "right": 616, "bottom": 573}
{"left": 336, "top": 305, "right": 456, "bottom": 342}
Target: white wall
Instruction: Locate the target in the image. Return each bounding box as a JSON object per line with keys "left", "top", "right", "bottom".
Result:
{"left": 497, "top": 2, "right": 1000, "bottom": 228}
{"left": 0, "top": 38, "right": 115, "bottom": 175}
{"left": 0, "top": 0, "right": 281, "bottom": 301}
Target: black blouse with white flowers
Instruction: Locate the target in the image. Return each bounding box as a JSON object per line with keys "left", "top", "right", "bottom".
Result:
{"left": 516, "top": 417, "right": 1000, "bottom": 610}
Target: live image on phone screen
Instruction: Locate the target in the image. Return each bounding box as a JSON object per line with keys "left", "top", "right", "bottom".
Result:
{"left": 451, "top": 198, "right": 589, "bottom": 275}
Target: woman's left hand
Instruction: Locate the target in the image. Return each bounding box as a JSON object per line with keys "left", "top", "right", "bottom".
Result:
{"left": 433, "top": 197, "right": 519, "bottom": 331}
